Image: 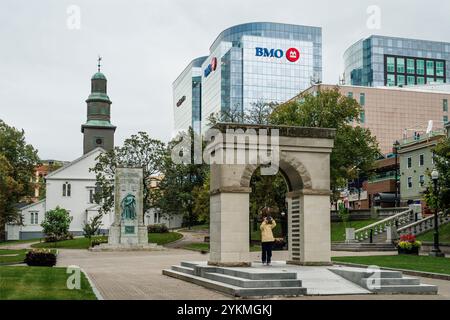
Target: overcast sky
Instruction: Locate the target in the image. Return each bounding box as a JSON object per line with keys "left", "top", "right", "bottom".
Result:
{"left": 1, "top": 0, "right": 449, "bottom": 161}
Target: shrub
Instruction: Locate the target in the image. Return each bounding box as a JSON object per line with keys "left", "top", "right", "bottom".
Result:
{"left": 41, "top": 207, "right": 72, "bottom": 242}
{"left": 25, "top": 249, "right": 57, "bottom": 267}
{"left": 83, "top": 214, "right": 103, "bottom": 238}
{"left": 91, "top": 237, "right": 108, "bottom": 248}
{"left": 147, "top": 224, "right": 169, "bottom": 233}
{"left": 397, "top": 233, "right": 422, "bottom": 250}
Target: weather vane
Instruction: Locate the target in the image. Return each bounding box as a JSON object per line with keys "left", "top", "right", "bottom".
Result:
{"left": 97, "top": 55, "right": 102, "bottom": 72}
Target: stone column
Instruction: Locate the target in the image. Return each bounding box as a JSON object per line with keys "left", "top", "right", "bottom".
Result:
{"left": 208, "top": 187, "right": 251, "bottom": 267}
{"left": 287, "top": 190, "right": 331, "bottom": 266}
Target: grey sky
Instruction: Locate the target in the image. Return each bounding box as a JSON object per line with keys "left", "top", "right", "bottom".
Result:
{"left": 1, "top": 0, "right": 449, "bottom": 161}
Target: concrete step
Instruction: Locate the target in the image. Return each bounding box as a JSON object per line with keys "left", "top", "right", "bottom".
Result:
{"left": 332, "top": 243, "right": 396, "bottom": 252}
{"left": 369, "top": 284, "right": 438, "bottom": 295}
{"left": 171, "top": 265, "right": 195, "bottom": 275}
{"left": 181, "top": 261, "right": 201, "bottom": 269}
{"left": 203, "top": 272, "right": 303, "bottom": 288}
{"left": 361, "top": 277, "right": 420, "bottom": 286}
{"left": 330, "top": 267, "right": 403, "bottom": 279}
{"left": 162, "top": 269, "right": 306, "bottom": 297}
{"left": 329, "top": 267, "right": 438, "bottom": 295}
{"left": 219, "top": 268, "right": 297, "bottom": 280}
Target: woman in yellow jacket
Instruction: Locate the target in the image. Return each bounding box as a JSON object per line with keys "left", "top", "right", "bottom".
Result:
{"left": 260, "top": 216, "right": 276, "bottom": 266}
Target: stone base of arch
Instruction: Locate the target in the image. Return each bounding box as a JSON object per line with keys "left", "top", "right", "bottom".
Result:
{"left": 206, "top": 123, "right": 335, "bottom": 267}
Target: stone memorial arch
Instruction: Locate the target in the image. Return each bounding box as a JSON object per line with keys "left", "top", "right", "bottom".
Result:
{"left": 206, "top": 123, "right": 335, "bottom": 267}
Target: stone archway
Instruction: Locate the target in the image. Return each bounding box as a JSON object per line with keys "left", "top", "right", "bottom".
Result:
{"left": 207, "top": 123, "right": 335, "bottom": 267}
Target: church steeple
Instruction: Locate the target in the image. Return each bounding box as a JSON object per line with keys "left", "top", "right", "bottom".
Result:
{"left": 81, "top": 58, "right": 116, "bottom": 154}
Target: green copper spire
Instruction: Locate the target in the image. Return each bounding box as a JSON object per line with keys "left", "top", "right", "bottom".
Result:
{"left": 81, "top": 57, "right": 116, "bottom": 154}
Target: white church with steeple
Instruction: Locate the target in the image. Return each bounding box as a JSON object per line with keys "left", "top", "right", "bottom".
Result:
{"left": 6, "top": 63, "right": 182, "bottom": 240}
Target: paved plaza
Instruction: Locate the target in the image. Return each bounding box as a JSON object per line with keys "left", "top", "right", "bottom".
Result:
{"left": 54, "top": 247, "right": 450, "bottom": 300}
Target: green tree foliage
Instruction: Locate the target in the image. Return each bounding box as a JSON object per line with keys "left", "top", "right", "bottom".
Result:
{"left": 249, "top": 168, "right": 287, "bottom": 220}
{"left": 424, "top": 137, "right": 450, "bottom": 212}
{"left": 91, "top": 132, "right": 166, "bottom": 220}
{"left": 152, "top": 128, "right": 208, "bottom": 227}
{"left": 41, "top": 207, "right": 72, "bottom": 242}
{"left": 192, "top": 172, "right": 210, "bottom": 223}
{"left": 0, "top": 120, "right": 39, "bottom": 241}
{"left": 83, "top": 214, "right": 103, "bottom": 238}
{"left": 269, "top": 88, "right": 380, "bottom": 197}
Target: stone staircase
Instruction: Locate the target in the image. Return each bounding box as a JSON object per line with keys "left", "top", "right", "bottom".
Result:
{"left": 329, "top": 266, "right": 438, "bottom": 294}
{"left": 163, "top": 261, "right": 307, "bottom": 298}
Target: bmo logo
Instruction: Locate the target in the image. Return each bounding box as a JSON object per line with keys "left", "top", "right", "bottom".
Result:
{"left": 204, "top": 57, "right": 218, "bottom": 78}
{"left": 255, "top": 47, "right": 300, "bottom": 63}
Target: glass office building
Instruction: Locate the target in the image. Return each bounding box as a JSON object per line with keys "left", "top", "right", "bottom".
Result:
{"left": 173, "top": 22, "right": 322, "bottom": 133}
{"left": 173, "top": 56, "right": 207, "bottom": 134}
{"left": 344, "top": 35, "right": 450, "bottom": 87}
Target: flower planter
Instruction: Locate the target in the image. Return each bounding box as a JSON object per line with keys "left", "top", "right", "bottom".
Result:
{"left": 397, "top": 247, "right": 419, "bottom": 255}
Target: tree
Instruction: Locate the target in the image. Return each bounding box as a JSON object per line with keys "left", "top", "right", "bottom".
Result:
{"left": 192, "top": 172, "right": 210, "bottom": 223}
{"left": 83, "top": 214, "right": 103, "bottom": 238}
{"left": 269, "top": 88, "right": 380, "bottom": 198}
{"left": 424, "top": 137, "right": 450, "bottom": 212}
{"left": 91, "top": 132, "right": 166, "bottom": 220}
{"left": 0, "top": 119, "right": 39, "bottom": 241}
{"left": 152, "top": 127, "right": 208, "bottom": 228}
{"left": 41, "top": 206, "right": 72, "bottom": 242}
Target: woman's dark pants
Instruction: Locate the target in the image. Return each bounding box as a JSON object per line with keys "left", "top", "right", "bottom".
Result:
{"left": 261, "top": 241, "right": 274, "bottom": 264}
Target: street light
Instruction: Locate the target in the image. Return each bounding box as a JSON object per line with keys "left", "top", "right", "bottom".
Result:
{"left": 429, "top": 169, "right": 445, "bottom": 257}
{"left": 393, "top": 140, "right": 400, "bottom": 208}
{"left": 281, "top": 211, "right": 287, "bottom": 250}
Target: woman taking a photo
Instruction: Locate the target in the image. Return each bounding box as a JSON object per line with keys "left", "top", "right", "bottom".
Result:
{"left": 260, "top": 215, "right": 276, "bottom": 266}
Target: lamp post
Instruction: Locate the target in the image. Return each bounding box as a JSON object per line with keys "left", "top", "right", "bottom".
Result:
{"left": 429, "top": 169, "right": 444, "bottom": 257}
{"left": 281, "top": 211, "right": 287, "bottom": 250}
{"left": 393, "top": 140, "right": 400, "bottom": 208}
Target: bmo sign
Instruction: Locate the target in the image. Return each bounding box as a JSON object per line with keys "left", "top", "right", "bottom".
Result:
{"left": 255, "top": 47, "right": 300, "bottom": 62}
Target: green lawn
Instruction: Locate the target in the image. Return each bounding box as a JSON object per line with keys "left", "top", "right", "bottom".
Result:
{"left": 417, "top": 222, "right": 450, "bottom": 244}
{"left": 0, "top": 238, "right": 41, "bottom": 247}
{"left": 148, "top": 232, "right": 183, "bottom": 245}
{"left": 31, "top": 232, "right": 183, "bottom": 249}
{"left": 0, "top": 249, "right": 28, "bottom": 265}
{"left": 331, "top": 219, "right": 380, "bottom": 242}
{"left": 183, "top": 243, "right": 261, "bottom": 252}
{"left": 332, "top": 255, "right": 450, "bottom": 275}
{"left": 0, "top": 266, "right": 97, "bottom": 300}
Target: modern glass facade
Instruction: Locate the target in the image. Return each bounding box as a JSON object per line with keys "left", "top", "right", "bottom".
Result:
{"left": 344, "top": 36, "right": 450, "bottom": 87}
{"left": 173, "top": 22, "right": 322, "bottom": 133}
{"left": 173, "top": 56, "right": 207, "bottom": 134}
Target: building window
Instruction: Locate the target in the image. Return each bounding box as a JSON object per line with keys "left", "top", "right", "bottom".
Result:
{"left": 407, "top": 157, "right": 412, "bottom": 168}
{"left": 444, "top": 99, "right": 448, "bottom": 112}
{"left": 397, "top": 75, "right": 405, "bottom": 86}
{"left": 408, "top": 177, "right": 413, "bottom": 189}
{"left": 387, "top": 57, "right": 395, "bottom": 73}
{"left": 444, "top": 115, "right": 449, "bottom": 123}
{"left": 419, "top": 175, "right": 425, "bottom": 187}
{"left": 426, "top": 60, "right": 435, "bottom": 76}
{"left": 407, "top": 76, "right": 415, "bottom": 86}
{"left": 347, "top": 92, "right": 353, "bottom": 99}
{"left": 359, "top": 93, "right": 365, "bottom": 106}
{"left": 62, "top": 182, "right": 71, "bottom": 197}
{"left": 407, "top": 59, "right": 415, "bottom": 74}
{"left": 397, "top": 58, "right": 405, "bottom": 73}
{"left": 87, "top": 187, "right": 96, "bottom": 204}
{"left": 419, "top": 154, "right": 424, "bottom": 166}
{"left": 416, "top": 60, "right": 425, "bottom": 75}
{"left": 417, "top": 77, "right": 425, "bottom": 85}
{"left": 427, "top": 77, "right": 435, "bottom": 84}
{"left": 359, "top": 111, "right": 365, "bottom": 124}
{"left": 436, "top": 61, "right": 445, "bottom": 77}
{"left": 30, "top": 212, "right": 39, "bottom": 225}
{"left": 387, "top": 74, "right": 396, "bottom": 86}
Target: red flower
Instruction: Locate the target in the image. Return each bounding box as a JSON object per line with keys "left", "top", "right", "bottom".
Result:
{"left": 400, "top": 234, "right": 416, "bottom": 243}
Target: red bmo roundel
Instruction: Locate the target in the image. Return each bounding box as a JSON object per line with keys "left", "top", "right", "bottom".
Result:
{"left": 286, "top": 48, "right": 300, "bottom": 62}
